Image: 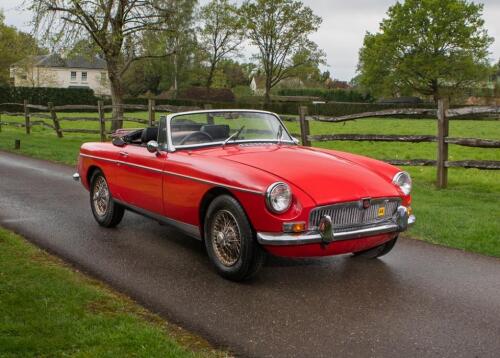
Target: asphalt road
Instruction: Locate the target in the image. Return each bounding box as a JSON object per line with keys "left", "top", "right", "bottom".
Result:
{"left": 1, "top": 151, "right": 499, "bottom": 358}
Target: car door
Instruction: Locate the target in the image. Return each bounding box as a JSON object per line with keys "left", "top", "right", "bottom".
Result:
{"left": 117, "top": 144, "right": 165, "bottom": 216}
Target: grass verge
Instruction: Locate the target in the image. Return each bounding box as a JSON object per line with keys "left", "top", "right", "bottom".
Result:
{"left": 0, "top": 113, "right": 499, "bottom": 257}
{"left": 0, "top": 227, "right": 226, "bottom": 357}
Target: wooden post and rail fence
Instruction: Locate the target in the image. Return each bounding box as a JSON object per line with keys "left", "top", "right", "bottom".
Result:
{"left": 289, "top": 99, "right": 500, "bottom": 188}
{"left": 0, "top": 99, "right": 499, "bottom": 189}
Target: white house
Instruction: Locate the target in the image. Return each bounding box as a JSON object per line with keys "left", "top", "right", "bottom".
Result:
{"left": 10, "top": 54, "right": 111, "bottom": 96}
{"left": 250, "top": 75, "right": 305, "bottom": 95}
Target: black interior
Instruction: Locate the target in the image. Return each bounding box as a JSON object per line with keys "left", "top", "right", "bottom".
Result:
{"left": 116, "top": 123, "right": 231, "bottom": 148}
{"left": 141, "top": 127, "right": 159, "bottom": 144}
{"left": 200, "top": 124, "right": 230, "bottom": 140}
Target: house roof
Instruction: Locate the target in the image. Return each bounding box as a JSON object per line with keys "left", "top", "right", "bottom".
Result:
{"left": 13, "top": 54, "right": 107, "bottom": 70}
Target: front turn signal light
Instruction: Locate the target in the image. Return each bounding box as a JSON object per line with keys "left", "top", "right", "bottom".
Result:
{"left": 283, "top": 222, "right": 306, "bottom": 233}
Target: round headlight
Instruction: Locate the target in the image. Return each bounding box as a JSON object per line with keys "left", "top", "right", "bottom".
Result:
{"left": 266, "top": 182, "right": 292, "bottom": 213}
{"left": 393, "top": 171, "right": 412, "bottom": 195}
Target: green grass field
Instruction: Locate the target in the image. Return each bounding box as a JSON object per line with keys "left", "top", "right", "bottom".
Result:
{"left": 0, "top": 112, "right": 499, "bottom": 257}
{"left": 0, "top": 227, "right": 225, "bottom": 357}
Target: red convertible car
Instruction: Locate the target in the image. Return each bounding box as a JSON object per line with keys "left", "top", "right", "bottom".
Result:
{"left": 74, "top": 109, "right": 415, "bottom": 281}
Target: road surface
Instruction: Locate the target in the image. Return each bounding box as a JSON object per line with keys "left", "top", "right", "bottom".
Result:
{"left": 1, "top": 151, "right": 499, "bottom": 357}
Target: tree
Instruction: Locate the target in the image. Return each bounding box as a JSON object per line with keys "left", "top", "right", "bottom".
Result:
{"left": 357, "top": 0, "right": 494, "bottom": 102}
{"left": 198, "top": 0, "right": 243, "bottom": 90}
{"left": 220, "top": 60, "right": 248, "bottom": 88}
{"left": 240, "top": 0, "right": 324, "bottom": 103}
{"left": 0, "top": 11, "right": 42, "bottom": 85}
{"left": 29, "top": 0, "right": 175, "bottom": 130}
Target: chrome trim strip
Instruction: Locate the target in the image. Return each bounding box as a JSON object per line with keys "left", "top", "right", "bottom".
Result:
{"left": 161, "top": 170, "right": 265, "bottom": 195}
{"left": 114, "top": 199, "right": 201, "bottom": 240}
{"left": 257, "top": 223, "right": 401, "bottom": 246}
{"left": 174, "top": 139, "right": 296, "bottom": 150}
{"left": 80, "top": 153, "right": 116, "bottom": 163}
{"left": 79, "top": 153, "right": 264, "bottom": 195}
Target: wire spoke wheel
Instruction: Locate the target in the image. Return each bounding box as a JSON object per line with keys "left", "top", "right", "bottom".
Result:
{"left": 211, "top": 210, "right": 242, "bottom": 267}
{"left": 92, "top": 176, "right": 110, "bottom": 217}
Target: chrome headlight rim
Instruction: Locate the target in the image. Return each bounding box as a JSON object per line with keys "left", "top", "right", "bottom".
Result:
{"left": 265, "top": 182, "right": 292, "bottom": 214}
{"left": 392, "top": 171, "right": 412, "bottom": 195}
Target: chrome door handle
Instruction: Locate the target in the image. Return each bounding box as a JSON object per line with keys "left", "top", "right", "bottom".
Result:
{"left": 119, "top": 151, "right": 128, "bottom": 157}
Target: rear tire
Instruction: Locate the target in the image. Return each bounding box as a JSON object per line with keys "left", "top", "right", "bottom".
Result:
{"left": 352, "top": 237, "right": 398, "bottom": 259}
{"left": 204, "top": 195, "right": 265, "bottom": 281}
{"left": 89, "top": 170, "right": 124, "bottom": 228}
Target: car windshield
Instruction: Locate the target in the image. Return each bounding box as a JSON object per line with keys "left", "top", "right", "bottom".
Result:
{"left": 169, "top": 111, "right": 293, "bottom": 148}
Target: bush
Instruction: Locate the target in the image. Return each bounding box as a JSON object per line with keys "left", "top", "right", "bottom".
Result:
{"left": 277, "top": 88, "right": 374, "bottom": 102}
{"left": 0, "top": 86, "right": 96, "bottom": 107}
{"left": 123, "top": 97, "right": 436, "bottom": 117}
{"left": 177, "top": 87, "right": 235, "bottom": 102}
{"left": 232, "top": 85, "right": 253, "bottom": 98}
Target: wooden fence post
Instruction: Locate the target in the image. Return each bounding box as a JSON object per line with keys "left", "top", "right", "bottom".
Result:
{"left": 148, "top": 99, "right": 155, "bottom": 126}
{"left": 437, "top": 98, "right": 449, "bottom": 188}
{"left": 98, "top": 100, "right": 106, "bottom": 142}
{"left": 48, "top": 102, "right": 63, "bottom": 138}
{"left": 24, "top": 99, "right": 30, "bottom": 135}
{"left": 299, "top": 106, "right": 311, "bottom": 146}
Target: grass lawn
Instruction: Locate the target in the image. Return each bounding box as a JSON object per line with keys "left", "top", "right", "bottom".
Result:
{"left": 0, "top": 112, "right": 499, "bottom": 257}
{"left": 0, "top": 227, "right": 225, "bottom": 357}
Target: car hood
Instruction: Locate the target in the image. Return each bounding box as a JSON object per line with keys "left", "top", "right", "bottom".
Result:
{"left": 215, "top": 145, "right": 400, "bottom": 205}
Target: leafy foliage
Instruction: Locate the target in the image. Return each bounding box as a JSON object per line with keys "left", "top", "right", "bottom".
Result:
{"left": 29, "top": 0, "right": 176, "bottom": 129}
{"left": 198, "top": 0, "right": 243, "bottom": 89}
{"left": 278, "top": 88, "right": 373, "bottom": 102}
{"left": 240, "top": 0, "right": 325, "bottom": 103}
{"left": 0, "top": 12, "right": 43, "bottom": 86}
{"left": 0, "top": 86, "right": 95, "bottom": 108}
{"left": 357, "top": 0, "right": 493, "bottom": 101}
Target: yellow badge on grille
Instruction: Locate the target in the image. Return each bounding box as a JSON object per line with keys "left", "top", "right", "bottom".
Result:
{"left": 378, "top": 207, "right": 385, "bottom": 217}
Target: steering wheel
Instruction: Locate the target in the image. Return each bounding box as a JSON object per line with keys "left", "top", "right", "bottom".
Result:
{"left": 179, "top": 131, "right": 213, "bottom": 145}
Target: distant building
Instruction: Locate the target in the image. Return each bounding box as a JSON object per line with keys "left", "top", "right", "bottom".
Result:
{"left": 10, "top": 54, "right": 111, "bottom": 96}
{"left": 250, "top": 75, "right": 304, "bottom": 95}
{"left": 325, "top": 78, "right": 351, "bottom": 90}
{"left": 250, "top": 76, "right": 266, "bottom": 95}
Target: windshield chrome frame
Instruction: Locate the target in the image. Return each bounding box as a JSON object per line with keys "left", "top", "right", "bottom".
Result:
{"left": 164, "top": 109, "right": 296, "bottom": 152}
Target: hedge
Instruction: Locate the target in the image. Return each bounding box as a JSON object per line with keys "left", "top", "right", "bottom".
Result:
{"left": 0, "top": 86, "right": 96, "bottom": 109}
{"left": 0, "top": 85, "right": 437, "bottom": 117}
{"left": 123, "top": 97, "right": 436, "bottom": 117}
{"left": 277, "top": 88, "right": 374, "bottom": 103}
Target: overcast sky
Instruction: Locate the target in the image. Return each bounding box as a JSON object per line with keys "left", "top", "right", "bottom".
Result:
{"left": 1, "top": 0, "right": 499, "bottom": 81}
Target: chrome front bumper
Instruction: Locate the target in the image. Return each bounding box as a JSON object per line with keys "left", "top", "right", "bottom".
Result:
{"left": 257, "top": 206, "right": 415, "bottom": 246}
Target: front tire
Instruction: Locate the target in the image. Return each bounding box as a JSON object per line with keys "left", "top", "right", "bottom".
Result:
{"left": 204, "top": 195, "right": 265, "bottom": 281}
{"left": 352, "top": 237, "right": 398, "bottom": 259}
{"left": 90, "top": 170, "right": 124, "bottom": 228}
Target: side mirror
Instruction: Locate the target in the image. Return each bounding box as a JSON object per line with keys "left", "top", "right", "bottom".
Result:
{"left": 147, "top": 140, "right": 160, "bottom": 155}
{"left": 292, "top": 137, "right": 300, "bottom": 145}
{"left": 112, "top": 137, "right": 126, "bottom": 147}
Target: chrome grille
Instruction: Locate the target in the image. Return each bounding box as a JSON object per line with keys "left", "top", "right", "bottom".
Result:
{"left": 309, "top": 198, "right": 401, "bottom": 232}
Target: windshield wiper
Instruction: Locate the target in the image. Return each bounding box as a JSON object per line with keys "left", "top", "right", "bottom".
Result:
{"left": 222, "top": 125, "right": 245, "bottom": 148}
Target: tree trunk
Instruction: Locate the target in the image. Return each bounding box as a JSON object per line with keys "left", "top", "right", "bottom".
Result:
{"left": 431, "top": 79, "right": 440, "bottom": 103}
{"left": 107, "top": 64, "right": 124, "bottom": 131}
{"left": 206, "top": 62, "right": 216, "bottom": 90}
{"left": 264, "top": 76, "right": 272, "bottom": 105}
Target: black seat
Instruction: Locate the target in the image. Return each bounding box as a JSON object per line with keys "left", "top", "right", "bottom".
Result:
{"left": 200, "top": 124, "right": 230, "bottom": 140}
{"left": 141, "top": 127, "right": 159, "bottom": 144}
